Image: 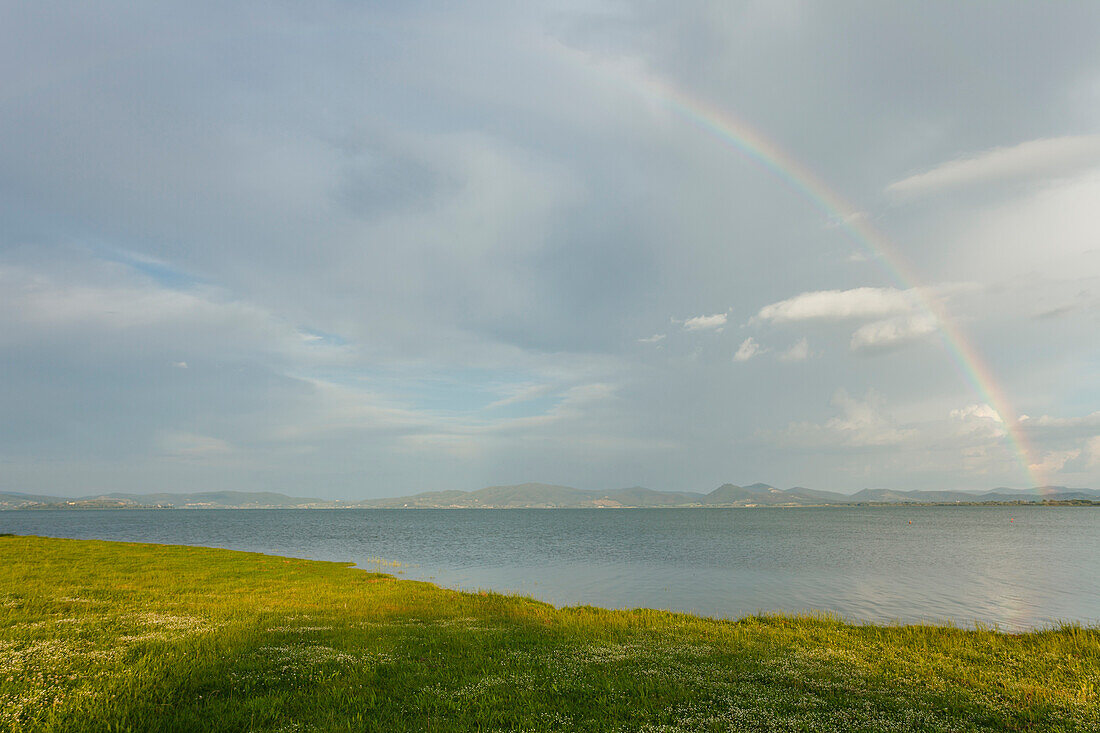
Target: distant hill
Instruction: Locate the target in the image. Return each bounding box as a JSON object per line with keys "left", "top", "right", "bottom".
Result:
{"left": 356, "top": 483, "right": 658, "bottom": 508}
{"left": 351, "top": 482, "right": 1099, "bottom": 509}
{"left": 3, "top": 484, "right": 1097, "bottom": 510}
{"left": 846, "top": 487, "right": 1100, "bottom": 504}
{"left": 704, "top": 483, "right": 772, "bottom": 504}
{"left": 849, "top": 489, "right": 971, "bottom": 503}
{"left": 603, "top": 486, "right": 703, "bottom": 507}
{"left": 99, "top": 491, "right": 333, "bottom": 508}
{"left": 0, "top": 490, "right": 337, "bottom": 510}
{"left": 783, "top": 486, "right": 854, "bottom": 504}
{"left": 0, "top": 491, "right": 74, "bottom": 510}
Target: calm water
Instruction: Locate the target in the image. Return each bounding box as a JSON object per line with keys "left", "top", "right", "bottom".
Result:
{"left": 3, "top": 507, "right": 1098, "bottom": 631}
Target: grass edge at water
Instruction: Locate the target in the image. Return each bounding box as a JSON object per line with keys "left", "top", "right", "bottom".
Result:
{"left": 1, "top": 534, "right": 1098, "bottom": 732}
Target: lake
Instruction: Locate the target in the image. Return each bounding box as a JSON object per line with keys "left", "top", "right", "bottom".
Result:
{"left": 3, "top": 506, "right": 1097, "bottom": 631}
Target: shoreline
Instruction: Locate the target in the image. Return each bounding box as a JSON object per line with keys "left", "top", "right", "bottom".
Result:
{"left": 2, "top": 535, "right": 1098, "bottom": 731}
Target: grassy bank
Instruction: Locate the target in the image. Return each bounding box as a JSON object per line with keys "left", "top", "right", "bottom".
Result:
{"left": 0, "top": 536, "right": 1097, "bottom": 732}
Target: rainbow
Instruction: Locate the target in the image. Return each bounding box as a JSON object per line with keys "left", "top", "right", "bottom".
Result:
{"left": 629, "top": 72, "right": 1046, "bottom": 490}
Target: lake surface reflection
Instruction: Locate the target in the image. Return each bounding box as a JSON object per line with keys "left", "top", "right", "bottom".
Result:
{"left": 4, "top": 506, "right": 1098, "bottom": 631}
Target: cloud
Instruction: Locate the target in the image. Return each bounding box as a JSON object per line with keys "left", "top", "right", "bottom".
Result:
{"left": 394, "top": 380, "right": 624, "bottom": 456}
{"left": 733, "top": 337, "right": 763, "bottom": 362}
{"left": 1029, "top": 449, "right": 1082, "bottom": 475}
{"left": 1, "top": 263, "right": 219, "bottom": 328}
{"left": 1029, "top": 411, "right": 1100, "bottom": 430}
{"left": 1019, "top": 411, "right": 1100, "bottom": 442}
{"left": 931, "top": 170, "right": 1100, "bottom": 281}
{"left": 947, "top": 405, "right": 1100, "bottom": 478}
{"left": 268, "top": 378, "right": 448, "bottom": 443}
{"left": 638, "top": 333, "right": 666, "bottom": 344}
{"left": 1027, "top": 426, "right": 1100, "bottom": 477}
{"left": 0, "top": 262, "right": 347, "bottom": 365}
{"left": 778, "top": 337, "right": 810, "bottom": 362}
{"left": 485, "top": 383, "right": 553, "bottom": 409}
{"left": 771, "top": 396, "right": 1100, "bottom": 481}
{"left": 157, "top": 431, "right": 233, "bottom": 458}
{"left": 887, "top": 135, "right": 1100, "bottom": 198}
{"left": 1034, "top": 303, "right": 1080, "bottom": 320}
{"left": 951, "top": 403, "right": 1004, "bottom": 423}
{"left": 850, "top": 314, "right": 938, "bottom": 353}
{"left": 825, "top": 211, "right": 868, "bottom": 229}
{"left": 4, "top": 273, "right": 232, "bottom": 330}
{"left": 682, "top": 313, "right": 727, "bottom": 331}
{"left": 950, "top": 403, "right": 1008, "bottom": 440}
{"left": 755, "top": 287, "right": 917, "bottom": 323}
{"left": 772, "top": 389, "right": 915, "bottom": 449}
{"left": 755, "top": 288, "right": 953, "bottom": 357}
{"left": 1088, "top": 437, "right": 1100, "bottom": 470}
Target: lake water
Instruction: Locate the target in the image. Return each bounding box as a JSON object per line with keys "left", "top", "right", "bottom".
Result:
{"left": 3, "top": 506, "right": 1098, "bottom": 631}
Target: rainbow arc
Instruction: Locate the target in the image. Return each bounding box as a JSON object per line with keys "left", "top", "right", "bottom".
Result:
{"left": 630, "top": 72, "right": 1045, "bottom": 490}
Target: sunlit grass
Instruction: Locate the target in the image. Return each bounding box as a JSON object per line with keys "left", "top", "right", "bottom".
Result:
{"left": 1, "top": 535, "right": 1097, "bottom": 731}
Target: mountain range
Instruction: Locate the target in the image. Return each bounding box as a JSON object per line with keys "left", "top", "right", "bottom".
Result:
{"left": 2, "top": 483, "right": 1098, "bottom": 510}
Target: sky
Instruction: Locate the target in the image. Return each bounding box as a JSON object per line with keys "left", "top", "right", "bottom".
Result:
{"left": 2, "top": 1, "right": 1099, "bottom": 499}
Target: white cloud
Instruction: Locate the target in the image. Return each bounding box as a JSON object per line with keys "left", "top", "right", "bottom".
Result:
{"left": 778, "top": 337, "right": 810, "bottom": 362}
{"left": 733, "top": 337, "right": 763, "bottom": 362}
{"left": 755, "top": 287, "right": 917, "bottom": 323}
{"left": 682, "top": 313, "right": 727, "bottom": 331}
{"left": 638, "top": 333, "right": 666, "bottom": 344}
{"left": 950, "top": 403, "right": 1008, "bottom": 440}
{"left": 887, "top": 135, "right": 1100, "bottom": 197}
{"left": 850, "top": 314, "right": 938, "bottom": 352}
{"left": 951, "top": 403, "right": 1004, "bottom": 423}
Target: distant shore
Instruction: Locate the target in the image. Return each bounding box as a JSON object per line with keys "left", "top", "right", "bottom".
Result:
{"left": 4, "top": 499, "right": 1098, "bottom": 511}
{"left": 5, "top": 482, "right": 1098, "bottom": 511}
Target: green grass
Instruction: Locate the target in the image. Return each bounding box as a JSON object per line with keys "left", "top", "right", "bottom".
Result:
{"left": 1, "top": 536, "right": 1097, "bottom": 732}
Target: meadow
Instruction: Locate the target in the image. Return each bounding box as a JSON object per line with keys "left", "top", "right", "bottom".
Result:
{"left": 0, "top": 534, "right": 1097, "bottom": 732}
